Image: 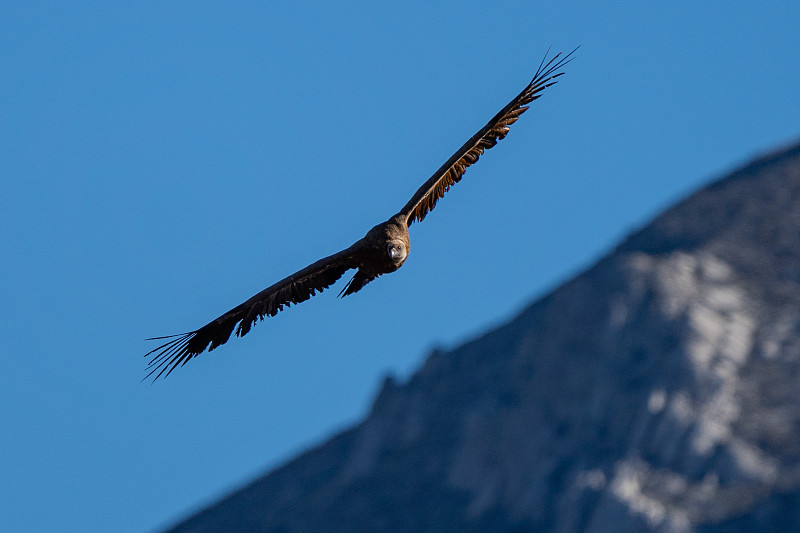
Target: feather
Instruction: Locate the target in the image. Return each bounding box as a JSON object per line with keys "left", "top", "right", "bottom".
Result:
{"left": 144, "top": 244, "right": 364, "bottom": 380}
{"left": 397, "top": 47, "right": 577, "bottom": 225}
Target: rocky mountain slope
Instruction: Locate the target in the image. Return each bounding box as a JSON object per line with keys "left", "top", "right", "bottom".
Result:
{"left": 166, "top": 140, "right": 800, "bottom": 532}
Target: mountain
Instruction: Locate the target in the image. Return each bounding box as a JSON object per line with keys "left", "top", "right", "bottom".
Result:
{"left": 165, "top": 140, "right": 800, "bottom": 532}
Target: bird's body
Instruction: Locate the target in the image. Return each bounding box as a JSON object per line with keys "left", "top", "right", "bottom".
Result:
{"left": 145, "top": 49, "right": 575, "bottom": 380}
{"left": 342, "top": 215, "right": 411, "bottom": 295}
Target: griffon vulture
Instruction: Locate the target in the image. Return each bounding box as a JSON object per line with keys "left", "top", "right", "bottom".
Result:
{"left": 146, "top": 49, "right": 575, "bottom": 380}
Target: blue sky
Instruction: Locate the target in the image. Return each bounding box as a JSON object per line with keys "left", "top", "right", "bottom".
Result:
{"left": 2, "top": 2, "right": 799, "bottom": 532}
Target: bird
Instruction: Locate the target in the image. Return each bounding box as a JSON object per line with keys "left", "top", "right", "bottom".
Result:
{"left": 145, "top": 48, "right": 575, "bottom": 380}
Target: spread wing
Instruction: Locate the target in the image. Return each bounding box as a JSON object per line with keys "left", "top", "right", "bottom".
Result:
{"left": 144, "top": 243, "right": 366, "bottom": 380}
{"left": 397, "top": 48, "right": 576, "bottom": 226}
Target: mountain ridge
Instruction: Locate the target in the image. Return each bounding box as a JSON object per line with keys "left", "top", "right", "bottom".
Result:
{"left": 166, "top": 138, "right": 800, "bottom": 532}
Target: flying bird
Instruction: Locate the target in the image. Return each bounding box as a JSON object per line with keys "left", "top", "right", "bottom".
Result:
{"left": 145, "top": 49, "right": 575, "bottom": 380}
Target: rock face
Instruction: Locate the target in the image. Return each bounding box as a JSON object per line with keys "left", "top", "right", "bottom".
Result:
{"left": 167, "top": 141, "right": 800, "bottom": 533}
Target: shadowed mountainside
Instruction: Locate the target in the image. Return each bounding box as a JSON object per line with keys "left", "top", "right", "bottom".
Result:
{"left": 166, "top": 140, "right": 800, "bottom": 532}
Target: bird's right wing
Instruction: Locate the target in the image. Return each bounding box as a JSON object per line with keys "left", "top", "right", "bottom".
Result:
{"left": 144, "top": 242, "right": 366, "bottom": 380}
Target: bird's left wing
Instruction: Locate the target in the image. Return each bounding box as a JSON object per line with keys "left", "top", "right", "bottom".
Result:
{"left": 144, "top": 242, "right": 365, "bottom": 380}
{"left": 397, "top": 48, "right": 576, "bottom": 226}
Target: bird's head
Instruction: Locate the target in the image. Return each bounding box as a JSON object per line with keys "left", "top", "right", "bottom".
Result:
{"left": 387, "top": 240, "right": 408, "bottom": 266}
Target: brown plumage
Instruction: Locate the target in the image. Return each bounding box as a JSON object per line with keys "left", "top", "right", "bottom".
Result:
{"left": 145, "top": 49, "right": 575, "bottom": 380}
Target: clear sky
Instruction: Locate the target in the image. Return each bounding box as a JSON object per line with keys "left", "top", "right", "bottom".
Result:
{"left": 2, "top": 2, "right": 799, "bottom": 532}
